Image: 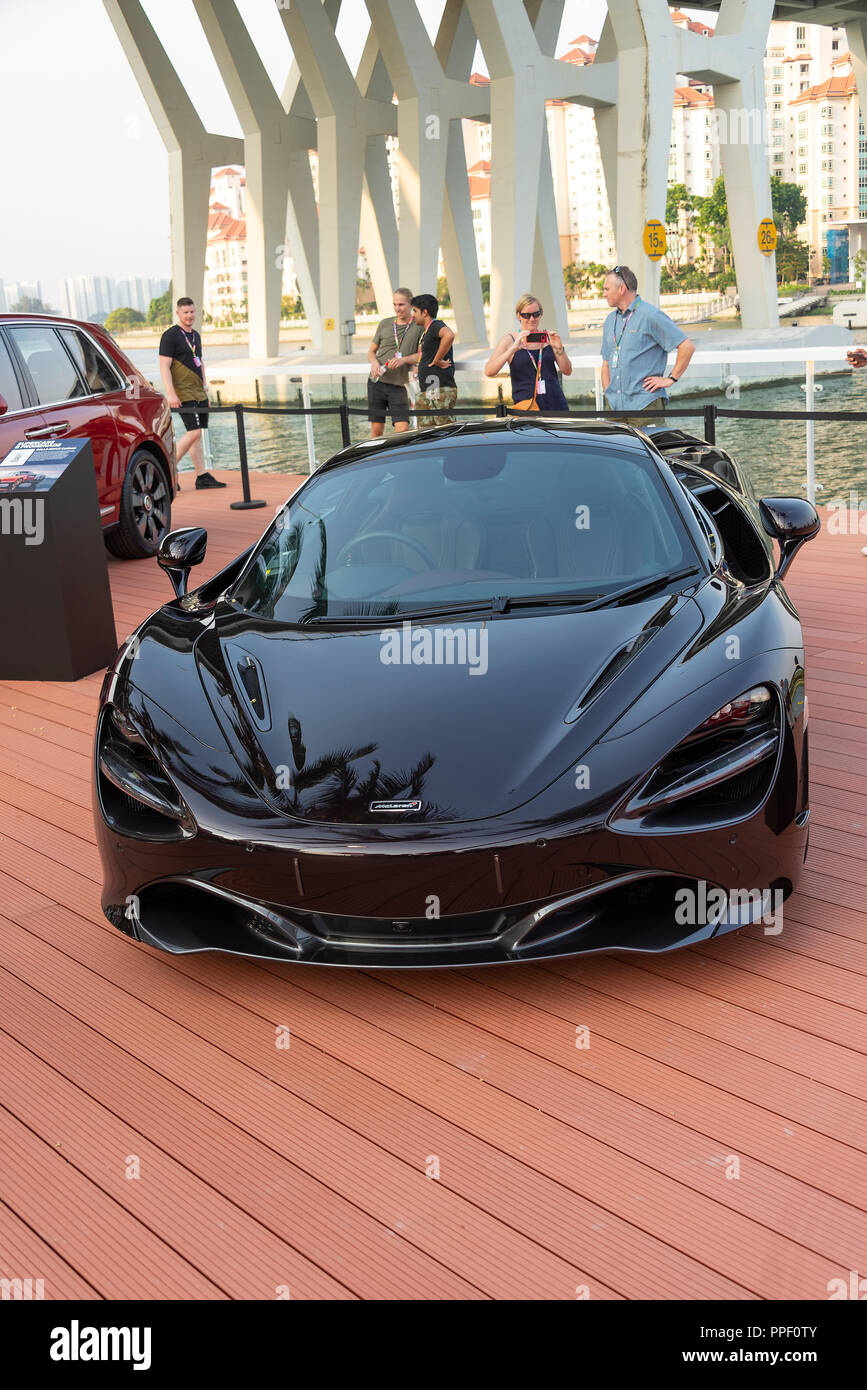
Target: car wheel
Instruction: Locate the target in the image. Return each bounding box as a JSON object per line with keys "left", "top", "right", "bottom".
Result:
{"left": 105, "top": 450, "right": 172, "bottom": 560}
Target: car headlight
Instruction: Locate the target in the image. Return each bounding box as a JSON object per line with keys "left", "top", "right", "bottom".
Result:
{"left": 97, "top": 702, "right": 193, "bottom": 838}
{"left": 612, "top": 685, "right": 781, "bottom": 831}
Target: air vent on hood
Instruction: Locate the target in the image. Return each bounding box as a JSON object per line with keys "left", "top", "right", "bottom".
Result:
{"left": 225, "top": 642, "right": 272, "bottom": 730}
{"left": 565, "top": 628, "right": 657, "bottom": 723}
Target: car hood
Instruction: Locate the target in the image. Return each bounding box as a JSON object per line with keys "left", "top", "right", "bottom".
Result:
{"left": 192, "top": 596, "right": 703, "bottom": 824}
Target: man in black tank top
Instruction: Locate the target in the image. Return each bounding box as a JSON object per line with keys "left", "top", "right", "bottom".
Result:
{"left": 411, "top": 294, "right": 456, "bottom": 429}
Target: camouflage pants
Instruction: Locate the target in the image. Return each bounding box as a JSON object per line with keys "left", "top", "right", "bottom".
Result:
{"left": 415, "top": 385, "right": 458, "bottom": 429}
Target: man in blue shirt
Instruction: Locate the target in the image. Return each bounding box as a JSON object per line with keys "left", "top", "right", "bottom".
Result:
{"left": 601, "top": 265, "right": 695, "bottom": 423}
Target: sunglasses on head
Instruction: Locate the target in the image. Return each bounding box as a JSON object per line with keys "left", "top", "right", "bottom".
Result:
{"left": 519, "top": 310, "right": 541, "bottom": 319}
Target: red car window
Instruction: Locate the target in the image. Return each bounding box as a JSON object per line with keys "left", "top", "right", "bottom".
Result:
{"left": 7, "top": 324, "right": 85, "bottom": 405}
{"left": 0, "top": 334, "right": 24, "bottom": 411}
{"left": 59, "top": 328, "right": 124, "bottom": 395}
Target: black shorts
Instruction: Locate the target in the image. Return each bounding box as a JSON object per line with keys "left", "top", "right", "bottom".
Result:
{"left": 178, "top": 399, "right": 209, "bottom": 431}
{"left": 368, "top": 378, "right": 410, "bottom": 424}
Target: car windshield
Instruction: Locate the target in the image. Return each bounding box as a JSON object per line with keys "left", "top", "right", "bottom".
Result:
{"left": 228, "top": 441, "right": 698, "bottom": 622}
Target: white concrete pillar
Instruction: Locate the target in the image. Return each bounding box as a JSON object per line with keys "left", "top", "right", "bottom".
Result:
{"left": 366, "top": 0, "right": 488, "bottom": 343}
{"left": 280, "top": 0, "right": 396, "bottom": 355}
{"left": 710, "top": 0, "right": 777, "bottom": 331}
{"left": 466, "top": 0, "right": 569, "bottom": 343}
{"left": 598, "top": 1, "right": 678, "bottom": 306}
{"left": 102, "top": 0, "right": 243, "bottom": 309}
{"left": 192, "top": 0, "right": 318, "bottom": 359}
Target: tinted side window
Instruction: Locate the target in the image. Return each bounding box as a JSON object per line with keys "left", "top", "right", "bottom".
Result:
{"left": 59, "top": 328, "right": 124, "bottom": 394}
{"left": 7, "top": 325, "right": 84, "bottom": 404}
{"left": 0, "top": 335, "right": 24, "bottom": 412}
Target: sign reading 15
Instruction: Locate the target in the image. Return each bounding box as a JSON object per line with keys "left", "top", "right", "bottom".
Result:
{"left": 643, "top": 220, "right": 667, "bottom": 261}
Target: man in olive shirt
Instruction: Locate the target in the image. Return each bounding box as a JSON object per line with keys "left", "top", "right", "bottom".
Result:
{"left": 366, "top": 287, "right": 424, "bottom": 437}
{"left": 158, "top": 296, "right": 225, "bottom": 489}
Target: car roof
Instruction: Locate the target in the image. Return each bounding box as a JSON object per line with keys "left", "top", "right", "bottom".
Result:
{"left": 324, "top": 417, "right": 656, "bottom": 471}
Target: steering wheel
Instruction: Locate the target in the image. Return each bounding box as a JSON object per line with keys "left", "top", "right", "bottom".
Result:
{"left": 335, "top": 530, "right": 438, "bottom": 569}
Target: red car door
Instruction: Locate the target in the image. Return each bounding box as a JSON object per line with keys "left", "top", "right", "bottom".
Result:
{"left": 0, "top": 329, "right": 51, "bottom": 460}
{"left": 5, "top": 322, "right": 120, "bottom": 524}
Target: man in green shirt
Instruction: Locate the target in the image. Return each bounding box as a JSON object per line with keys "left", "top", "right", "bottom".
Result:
{"left": 366, "top": 287, "right": 423, "bottom": 437}
{"left": 159, "top": 296, "right": 225, "bottom": 489}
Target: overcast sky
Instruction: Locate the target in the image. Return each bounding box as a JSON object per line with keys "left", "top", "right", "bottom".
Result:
{"left": 1, "top": 0, "right": 617, "bottom": 304}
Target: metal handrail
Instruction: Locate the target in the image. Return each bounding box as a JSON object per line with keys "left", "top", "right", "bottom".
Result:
{"left": 171, "top": 392, "right": 867, "bottom": 504}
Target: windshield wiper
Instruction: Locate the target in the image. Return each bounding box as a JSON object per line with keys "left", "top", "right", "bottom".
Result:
{"left": 303, "top": 596, "right": 501, "bottom": 625}
{"left": 298, "top": 568, "right": 701, "bottom": 624}
{"left": 576, "top": 566, "right": 702, "bottom": 611}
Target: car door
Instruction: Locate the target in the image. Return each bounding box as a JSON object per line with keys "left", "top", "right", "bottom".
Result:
{"left": 5, "top": 322, "right": 120, "bottom": 525}
{"left": 0, "top": 328, "right": 52, "bottom": 461}
{"left": 56, "top": 326, "right": 127, "bottom": 522}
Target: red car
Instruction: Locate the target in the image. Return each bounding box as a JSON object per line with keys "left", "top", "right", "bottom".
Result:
{"left": 0, "top": 312, "right": 176, "bottom": 558}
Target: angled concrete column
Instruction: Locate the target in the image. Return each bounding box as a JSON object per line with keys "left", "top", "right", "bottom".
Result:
{"left": 280, "top": 0, "right": 396, "bottom": 355}
{"left": 435, "top": 0, "right": 489, "bottom": 344}
{"left": 192, "top": 0, "right": 317, "bottom": 358}
{"left": 598, "top": 0, "right": 678, "bottom": 306}
{"left": 466, "top": 0, "right": 570, "bottom": 342}
{"left": 355, "top": 36, "right": 399, "bottom": 318}
{"left": 102, "top": 0, "right": 242, "bottom": 308}
{"left": 708, "top": 0, "right": 777, "bottom": 331}
{"left": 365, "top": 0, "right": 488, "bottom": 342}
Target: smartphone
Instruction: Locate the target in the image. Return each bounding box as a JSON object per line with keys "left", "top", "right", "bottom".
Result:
{"left": 527, "top": 331, "right": 549, "bottom": 345}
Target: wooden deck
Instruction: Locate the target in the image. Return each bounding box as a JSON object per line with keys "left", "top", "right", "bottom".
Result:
{"left": 1, "top": 467, "right": 865, "bottom": 1301}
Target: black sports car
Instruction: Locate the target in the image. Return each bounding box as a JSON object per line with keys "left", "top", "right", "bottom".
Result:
{"left": 94, "top": 420, "right": 818, "bottom": 967}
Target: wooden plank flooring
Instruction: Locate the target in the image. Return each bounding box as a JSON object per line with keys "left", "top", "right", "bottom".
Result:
{"left": 0, "top": 468, "right": 864, "bottom": 1300}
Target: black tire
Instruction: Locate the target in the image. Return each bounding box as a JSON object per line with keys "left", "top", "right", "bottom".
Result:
{"left": 105, "top": 449, "right": 172, "bottom": 560}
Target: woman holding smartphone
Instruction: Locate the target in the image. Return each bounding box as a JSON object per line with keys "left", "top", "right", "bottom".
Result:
{"left": 484, "top": 293, "right": 571, "bottom": 410}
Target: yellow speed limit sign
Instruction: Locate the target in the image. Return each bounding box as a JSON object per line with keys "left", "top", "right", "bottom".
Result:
{"left": 758, "top": 218, "right": 778, "bottom": 255}
{"left": 643, "top": 219, "right": 667, "bottom": 261}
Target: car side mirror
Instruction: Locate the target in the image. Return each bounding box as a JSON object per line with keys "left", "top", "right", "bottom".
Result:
{"left": 759, "top": 497, "right": 820, "bottom": 581}
{"left": 0, "top": 393, "right": 8, "bottom": 417}
{"left": 158, "top": 527, "right": 208, "bottom": 598}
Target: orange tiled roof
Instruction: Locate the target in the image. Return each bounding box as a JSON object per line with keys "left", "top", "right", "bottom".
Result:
{"left": 791, "top": 74, "right": 856, "bottom": 103}
{"left": 467, "top": 159, "right": 491, "bottom": 173}
{"left": 674, "top": 85, "right": 714, "bottom": 107}
{"left": 469, "top": 71, "right": 490, "bottom": 86}
{"left": 561, "top": 46, "right": 595, "bottom": 65}
{"left": 212, "top": 166, "right": 242, "bottom": 178}
{"left": 784, "top": 54, "right": 812, "bottom": 62}
{"left": 208, "top": 215, "right": 246, "bottom": 242}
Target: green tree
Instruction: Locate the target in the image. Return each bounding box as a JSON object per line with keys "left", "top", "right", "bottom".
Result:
{"left": 9, "top": 295, "right": 56, "bottom": 314}
{"left": 665, "top": 183, "right": 695, "bottom": 271}
{"left": 694, "top": 176, "right": 731, "bottom": 268}
{"left": 147, "top": 284, "right": 173, "bottom": 327}
{"left": 770, "top": 177, "right": 807, "bottom": 236}
{"left": 480, "top": 273, "right": 490, "bottom": 304}
{"left": 436, "top": 275, "right": 451, "bottom": 308}
{"left": 105, "top": 306, "right": 146, "bottom": 331}
{"left": 775, "top": 234, "right": 810, "bottom": 283}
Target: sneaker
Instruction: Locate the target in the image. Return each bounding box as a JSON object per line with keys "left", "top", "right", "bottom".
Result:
{"left": 195, "top": 472, "right": 227, "bottom": 489}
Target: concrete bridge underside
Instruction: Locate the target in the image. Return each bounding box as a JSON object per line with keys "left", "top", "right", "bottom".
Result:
{"left": 104, "top": 0, "right": 867, "bottom": 353}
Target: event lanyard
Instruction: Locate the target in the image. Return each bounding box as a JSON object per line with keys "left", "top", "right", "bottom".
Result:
{"left": 181, "top": 328, "right": 202, "bottom": 367}
{"left": 393, "top": 319, "right": 409, "bottom": 354}
{"left": 613, "top": 299, "right": 639, "bottom": 349}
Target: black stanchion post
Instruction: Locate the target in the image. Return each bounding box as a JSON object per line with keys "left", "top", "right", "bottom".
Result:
{"left": 339, "top": 401, "right": 351, "bottom": 448}
{"left": 230, "top": 402, "right": 267, "bottom": 510}
{"left": 703, "top": 402, "right": 717, "bottom": 445}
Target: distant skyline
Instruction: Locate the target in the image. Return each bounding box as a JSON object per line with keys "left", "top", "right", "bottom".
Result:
{"left": 2, "top": 0, "right": 629, "bottom": 306}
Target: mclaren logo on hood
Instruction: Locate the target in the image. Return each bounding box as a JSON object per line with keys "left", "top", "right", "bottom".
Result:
{"left": 369, "top": 799, "right": 422, "bottom": 813}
